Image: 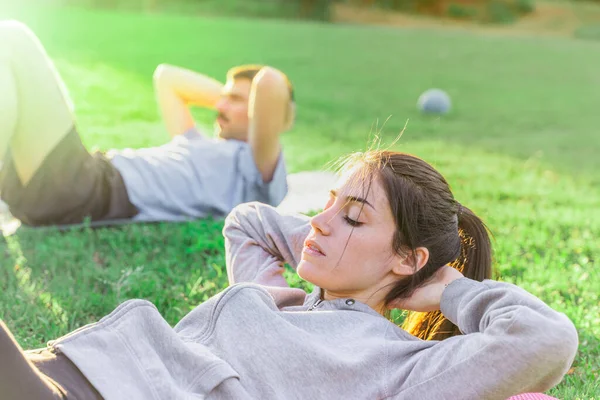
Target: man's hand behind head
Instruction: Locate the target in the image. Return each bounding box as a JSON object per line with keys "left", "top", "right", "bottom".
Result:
{"left": 251, "top": 67, "right": 296, "bottom": 135}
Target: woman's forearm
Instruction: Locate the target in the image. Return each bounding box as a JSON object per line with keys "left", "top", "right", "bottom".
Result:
{"left": 223, "top": 202, "right": 310, "bottom": 286}
{"left": 389, "top": 278, "right": 578, "bottom": 398}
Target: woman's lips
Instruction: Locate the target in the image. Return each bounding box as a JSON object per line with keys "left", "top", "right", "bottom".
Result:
{"left": 303, "top": 239, "right": 325, "bottom": 256}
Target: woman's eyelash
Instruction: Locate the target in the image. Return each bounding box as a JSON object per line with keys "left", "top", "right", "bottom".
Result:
{"left": 343, "top": 216, "right": 363, "bottom": 227}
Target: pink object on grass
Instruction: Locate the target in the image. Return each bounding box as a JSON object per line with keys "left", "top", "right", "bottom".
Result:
{"left": 507, "top": 394, "right": 558, "bottom": 400}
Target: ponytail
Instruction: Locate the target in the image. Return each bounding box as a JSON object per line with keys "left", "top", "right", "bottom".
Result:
{"left": 401, "top": 205, "right": 493, "bottom": 341}
{"left": 454, "top": 205, "right": 493, "bottom": 282}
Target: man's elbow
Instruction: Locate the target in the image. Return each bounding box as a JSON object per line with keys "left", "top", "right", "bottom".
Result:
{"left": 254, "top": 67, "right": 290, "bottom": 100}
{"left": 153, "top": 63, "right": 175, "bottom": 84}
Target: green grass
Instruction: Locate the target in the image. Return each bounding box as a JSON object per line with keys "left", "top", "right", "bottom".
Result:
{"left": 1, "top": 5, "right": 599, "bottom": 398}
{"left": 575, "top": 23, "right": 600, "bottom": 41}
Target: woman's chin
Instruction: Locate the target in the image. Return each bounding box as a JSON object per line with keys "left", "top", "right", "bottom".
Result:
{"left": 297, "top": 261, "right": 322, "bottom": 287}
{"left": 296, "top": 261, "right": 309, "bottom": 280}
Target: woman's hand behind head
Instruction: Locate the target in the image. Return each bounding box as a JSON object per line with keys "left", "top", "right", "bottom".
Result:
{"left": 387, "top": 266, "right": 464, "bottom": 312}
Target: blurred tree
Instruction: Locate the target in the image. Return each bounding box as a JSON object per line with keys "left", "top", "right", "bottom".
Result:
{"left": 346, "top": 0, "right": 534, "bottom": 22}
{"left": 299, "top": 0, "right": 332, "bottom": 20}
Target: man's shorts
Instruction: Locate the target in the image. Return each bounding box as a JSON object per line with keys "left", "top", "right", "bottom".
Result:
{"left": 0, "top": 128, "right": 138, "bottom": 226}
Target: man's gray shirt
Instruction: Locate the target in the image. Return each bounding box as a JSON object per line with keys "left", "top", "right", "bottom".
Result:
{"left": 108, "top": 128, "right": 287, "bottom": 221}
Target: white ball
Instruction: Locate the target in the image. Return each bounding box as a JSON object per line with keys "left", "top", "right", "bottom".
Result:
{"left": 417, "top": 89, "right": 451, "bottom": 115}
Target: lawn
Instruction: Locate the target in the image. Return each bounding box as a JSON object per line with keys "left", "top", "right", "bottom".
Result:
{"left": 1, "top": 5, "right": 599, "bottom": 398}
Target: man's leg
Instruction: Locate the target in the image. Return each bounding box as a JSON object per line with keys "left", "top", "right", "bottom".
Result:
{"left": 0, "top": 20, "right": 75, "bottom": 186}
{"left": 0, "top": 62, "right": 18, "bottom": 163}
{"left": 0, "top": 320, "right": 65, "bottom": 400}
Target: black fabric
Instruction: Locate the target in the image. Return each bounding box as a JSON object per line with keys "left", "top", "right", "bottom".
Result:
{"left": 0, "top": 127, "right": 137, "bottom": 226}
{"left": 0, "top": 320, "right": 65, "bottom": 400}
{"left": 28, "top": 348, "right": 103, "bottom": 400}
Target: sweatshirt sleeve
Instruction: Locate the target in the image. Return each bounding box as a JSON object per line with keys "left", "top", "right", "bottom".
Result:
{"left": 223, "top": 202, "right": 311, "bottom": 287}
{"left": 386, "top": 278, "right": 579, "bottom": 400}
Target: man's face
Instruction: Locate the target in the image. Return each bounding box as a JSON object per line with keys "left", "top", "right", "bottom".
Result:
{"left": 214, "top": 78, "right": 251, "bottom": 141}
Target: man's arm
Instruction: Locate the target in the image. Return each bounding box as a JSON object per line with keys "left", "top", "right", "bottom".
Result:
{"left": 248, "top": 67, "right": 295, "bottom": 183}
{"left": 153, "top": 64, "right": 224, "bottom": 138}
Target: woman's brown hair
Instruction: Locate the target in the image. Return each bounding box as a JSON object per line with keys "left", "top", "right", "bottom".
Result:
{"left": 341, "top": 150, "right": 493, "bottom": 340}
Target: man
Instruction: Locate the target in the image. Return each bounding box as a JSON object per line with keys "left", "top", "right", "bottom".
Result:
{"left": 0, "top": 21, "right": 294, "bottom": 226}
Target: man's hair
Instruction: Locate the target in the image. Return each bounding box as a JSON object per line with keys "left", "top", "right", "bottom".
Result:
{"left": 226, "top": 64, "right": 295, "bottom": 102}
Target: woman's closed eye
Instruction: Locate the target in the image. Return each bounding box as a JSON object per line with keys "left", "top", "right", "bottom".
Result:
{"left": 343, "top": 215, "right": 363, "bottom": 227}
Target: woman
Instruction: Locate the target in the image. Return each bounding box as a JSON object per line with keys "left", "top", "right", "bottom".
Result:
{"left": 1, "top": 150, "right": 578, "bottom": 399}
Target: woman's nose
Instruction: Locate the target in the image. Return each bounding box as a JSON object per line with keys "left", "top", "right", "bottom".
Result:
{"left": 310, "top": 209, "right": 332, "bottom": 236}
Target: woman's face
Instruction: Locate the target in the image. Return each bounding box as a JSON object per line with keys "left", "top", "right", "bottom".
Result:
{"left": 297, "top": 168, "right": 405, "bottom": 305}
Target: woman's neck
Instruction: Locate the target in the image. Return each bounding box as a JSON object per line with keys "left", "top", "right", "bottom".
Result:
{"left": 322, "top": 289, "right": 387, "bottom": 315}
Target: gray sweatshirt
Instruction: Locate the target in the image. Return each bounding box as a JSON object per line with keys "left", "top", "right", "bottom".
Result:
{"left": 52, "top": 202, "right": 578, "bottom": 400}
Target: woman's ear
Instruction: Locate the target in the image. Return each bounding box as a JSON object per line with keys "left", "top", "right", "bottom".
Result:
{"left": 391, "top": 247, "right": 429, "bottom": 276}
